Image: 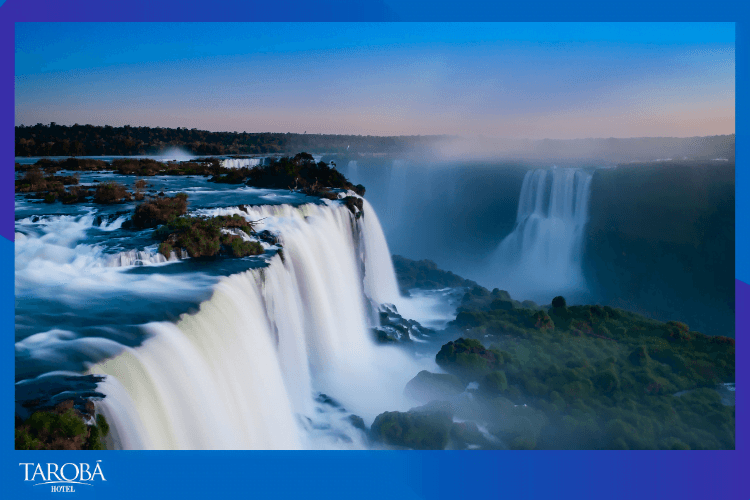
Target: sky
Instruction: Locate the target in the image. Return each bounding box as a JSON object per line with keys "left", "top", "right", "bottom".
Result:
{"left": 15, "top": 22, "right": 735, "bottom": 139}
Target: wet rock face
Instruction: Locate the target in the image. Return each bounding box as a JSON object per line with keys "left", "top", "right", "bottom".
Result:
{"left": 371, "top": 303, "right": 435, "bottom": 343}
{"left": 404, "top": 370, "right": 466, "bottom": 404}
{"left": 342, "top": 196, "right": 364, "bottom": 217}
{"left": 256, "top": 230, "right": 280, "bottom": 246}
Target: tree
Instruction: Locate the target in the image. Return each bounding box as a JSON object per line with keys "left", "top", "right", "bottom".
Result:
{"left": 552, "top": 296, "right": 567, "bottom": 308}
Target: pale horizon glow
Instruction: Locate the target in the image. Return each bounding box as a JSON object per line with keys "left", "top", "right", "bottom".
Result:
{"left": 15, "top": 22, "right": 735, "bottom": 140}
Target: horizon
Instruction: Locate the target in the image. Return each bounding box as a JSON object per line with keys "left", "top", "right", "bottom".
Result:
{"left": 12, "top": 122, "right": 736, "bottom": 142}
{"left": 15, "top": 22, "right": 735, "bottom": 139}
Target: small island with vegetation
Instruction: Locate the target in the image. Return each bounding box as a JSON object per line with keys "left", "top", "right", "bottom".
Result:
{"left": 369, "top": 257, "right": 734, "bottom": 450}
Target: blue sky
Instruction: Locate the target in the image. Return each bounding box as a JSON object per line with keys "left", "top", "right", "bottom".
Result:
{"left": 15, "top": 22, "right": 735, "bottom": 138}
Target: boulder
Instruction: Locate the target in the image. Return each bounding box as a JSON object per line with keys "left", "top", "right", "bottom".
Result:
{"left": 404, "top": 370, "right": 465, "bottom": 403}
{"left": 371, "top": 408, "right": 453, "bottom": 450}
{"left": 435, "top": 338, "right": 505, "bottom": 381}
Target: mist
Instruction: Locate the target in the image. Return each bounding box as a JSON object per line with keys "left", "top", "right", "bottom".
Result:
{"left": 422, "top": 134, "right": 735, "bottom": 163}
{"left": 339, "top": 135, "right": 735, "bottom": 335}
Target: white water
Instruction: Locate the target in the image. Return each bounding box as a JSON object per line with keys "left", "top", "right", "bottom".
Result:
{"left": 490, "top": 167, "right": 593, "bottom": 302}
{"left": 90, "top": 200, "right": 429, "bottom": 449}
{"left": 222, "top": 158, "right": 263, "bottom": 169}
{"left": 14, "top": 214, "right": 203, "bottom": 305}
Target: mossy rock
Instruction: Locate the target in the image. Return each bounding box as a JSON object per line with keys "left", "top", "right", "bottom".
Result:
{"left": 436, "top": 338, "right": 504, "bottom": 380}
{"left": 404, "top": 370, "right": 466, "bottom": 403}
{"left": 371, "top": 409, "right": 453, "bottom": 450}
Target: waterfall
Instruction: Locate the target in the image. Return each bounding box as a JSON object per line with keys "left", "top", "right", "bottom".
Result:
{"left": 346, "top": 160, "right": 359, "bottom": 185}
{"left": 221, "top": 158, "right": 263, "bottom": 169}
{"left": 490, "top": 167, "right": 593, "bottom": 302}
{"left": 89, "top": 199, "right": 420, "bottom": 450}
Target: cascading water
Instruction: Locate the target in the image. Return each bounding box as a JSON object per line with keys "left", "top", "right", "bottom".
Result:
{"left": 490, "top": 167, "right": 593, "bottom": 303}
{"left": 88, "top": 200, "right": 427, "bottom": 450}
{"left": 221, "top": 158, "right": 263, "bottom": 169}
{"left": 382, "top": 160, "right": 410, "bottom": 235}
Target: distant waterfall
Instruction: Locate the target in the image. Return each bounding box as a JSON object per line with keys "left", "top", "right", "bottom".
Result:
{"left": 491, "top": 167, "right": 593, "bottom": 302}
{"left": 346, "top": 160, "right": 359, "bottom": 184}
{"left": 90, "top": 200, "right": 419, "bottom": 450}
{"left": 221, "top": 158, "right": 263, "bottom": 169}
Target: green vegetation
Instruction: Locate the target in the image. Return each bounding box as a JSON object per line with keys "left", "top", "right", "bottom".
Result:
{"left": 246, "top": 153, "right": 356, "bottom": 192}
{"left": 154, "top": 214, "right": 263, "bottom": 259}
{"left": 15, "top": 401, "right": 110, "bottom": 450}
{"left": 482, "top": 370, "right": 509, "bottom": 395}
{"left": 94, "top": 182, "right": 131, "bottom": 204}
{"left": 15, "top": 123, "right": 441, "bottom": 156}
{"left": 437, "top": 296, "right": 734, "bottom": 449}
{"left": 115, "top": 157, "right": 223, "bottom": 177}
{"left": 404, "top": 370, "right": 466, "bottom": 403}
{"left": 131, "top": 193, "right": 189, "bottom": 229}
{"left": 14, "top": 167, "right": 91, "bottom": 203}
{"left": 371, "top": 409, "right": 453, "bottom": 450}
{"left": 436, "top": 337, "right": 509, "bottom": 381}
{"left": 381, "top": 258, "right": 736, "bottom": 450}
{"left": 391, "top": 255, "right": 481, "bottom": 294}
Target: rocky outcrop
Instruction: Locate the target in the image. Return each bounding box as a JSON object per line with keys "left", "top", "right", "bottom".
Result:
{"left": 371, "top": 303, "right": 434, "bottom": 343}
{"left": 435, "top": 338, "right": 510, "bottom": 381}
{"left": 404, "top": 370, "right": 466, "bottom": 403}
{"left": 371, "top": 406, "right": 453, "bottom": 450}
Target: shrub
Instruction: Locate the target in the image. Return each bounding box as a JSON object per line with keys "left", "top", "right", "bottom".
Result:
{"left": 628, "top": 346, "right": 650, "bottom": 366}
{"left": 594, "top": 369, "right": 620, "bottom": 393}
{"left": 246, "top": 153, "right": 363, "bottom": 197}
{"left": 94, "top": 182, "right": 131, "bottom": 203}
{"left": 482, "top": 371, "right": 509, "bottom": 394}
{"left": 154, "top": 215, "right": 263, "bottom": 259}
{"left": 131, "top": 193, "right": 188, "bottom": 228}
{"left": 223, "top": 235, "right": 263, "bottom": 257}
{"left": 552, "top": 296, "right": 567, "bottom": 308}
{"left": 436, "top": 338, "right": 504, "bottom": 380}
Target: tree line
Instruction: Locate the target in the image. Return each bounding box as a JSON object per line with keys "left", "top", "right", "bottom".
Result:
{"left": 15, "top": 123, "right": 447, "bottom": 157}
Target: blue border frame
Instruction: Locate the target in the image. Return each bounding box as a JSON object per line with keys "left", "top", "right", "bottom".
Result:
{"left": 2, "top": 3, "right": 746, "bottom": 499}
